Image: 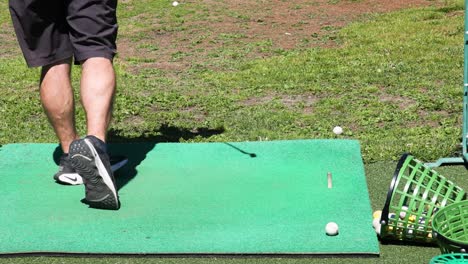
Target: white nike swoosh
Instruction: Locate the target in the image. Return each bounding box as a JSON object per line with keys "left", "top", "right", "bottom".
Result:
{"left": 64, "top": 175, "right": 77, "bottom": 181}
{"left": 58, "top": 173, "right": 83, "bottom": 185}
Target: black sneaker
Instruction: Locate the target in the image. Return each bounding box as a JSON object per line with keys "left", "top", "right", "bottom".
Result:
{"left": 69, "top": 135, "right": 120, "bottom": 210}
{"left": 54, "top": 154, "right": 83, "bottom": 185}
{"left": 54, "top": 155, "right": 128, "bottom": 186}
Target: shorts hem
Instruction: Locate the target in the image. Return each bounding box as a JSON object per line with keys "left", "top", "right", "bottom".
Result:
{"left": 25, "top": 53, "right": 74, "bottom": 68}
{"left": 74, "top": 50, "right": 116, "bottom": 65}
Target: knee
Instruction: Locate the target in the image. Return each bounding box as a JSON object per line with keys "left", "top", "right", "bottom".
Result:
{"left": 40, "top": 58, "right": 72, "bottom": 83}
{"left": 81, "top": 57, "right": 114, "bottom": 69}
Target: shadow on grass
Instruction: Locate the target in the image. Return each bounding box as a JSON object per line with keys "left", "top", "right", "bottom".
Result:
{"left": 53, "top": 124, "right": 225, "bottom": 190}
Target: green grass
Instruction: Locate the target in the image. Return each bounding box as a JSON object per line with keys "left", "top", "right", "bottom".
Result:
{"left": 196, "top": 2, "right": 465, "bottom": 162}
{"left": 1, "top": 0, "right": 468, "bottom": 263}
{"left": 1, "top": 0, "right": 465, "bottom": 163}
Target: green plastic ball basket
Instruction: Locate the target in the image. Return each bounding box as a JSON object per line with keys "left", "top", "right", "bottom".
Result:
{"left": 429, "top": 253, "right": 468, "bottom": 263}
{"left": 380, "top": 154, "right": 466, "bottom": 244}
{"left": 433, "top": 201, "right": 468, "bottom": 253}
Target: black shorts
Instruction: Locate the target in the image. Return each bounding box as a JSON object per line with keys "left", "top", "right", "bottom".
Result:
{"left": 9, "top": 0, "right": 118, "bottom": 67}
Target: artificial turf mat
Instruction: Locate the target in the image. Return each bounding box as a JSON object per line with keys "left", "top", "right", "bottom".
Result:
{"left": 0, "top": 139, "right": 379, "bottom": 255}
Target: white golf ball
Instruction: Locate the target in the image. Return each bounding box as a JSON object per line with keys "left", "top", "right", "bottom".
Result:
{"left": 372, "top": 218, "right": 380, "bottom": 229}
{"left": 172, "top": 1, "right": 179, "bottom": 6}
{"left": 325, "top": 222, "right": 339, "bottom": 236}
{"left": 399, "top": 206, "right": 408, "bottom": 220}
{"left": 333, "top": 126, "right": 343, "bottom": 135}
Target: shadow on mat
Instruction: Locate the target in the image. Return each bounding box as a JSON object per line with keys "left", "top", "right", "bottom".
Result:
{"left": 52, "top": 124, "right": 225, "bottom": 190}
{"left": 224, "top": 142, "right": 257, "bottom": 158}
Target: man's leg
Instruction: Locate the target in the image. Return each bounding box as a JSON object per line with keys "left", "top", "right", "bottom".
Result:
{"left": 80, "top": 57, "right": 115, "bottom": 142}
{"left": 40, "top": 58, "right": 78, "bottom": 154}
{"left": 68, "top": 57, "right": 120, "bottom": 210}
{"left": 66, "top": 0, "right": 119, "bottom": 209}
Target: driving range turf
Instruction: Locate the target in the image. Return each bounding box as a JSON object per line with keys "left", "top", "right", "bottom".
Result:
{"left": 2, "top": 161, "right": 468, "bottom": 263}
{"left": 0, "top": 140, "right": 379, "bottom": 255}
{"left": 1, "top": 0, "right": 467, "bottom": 262}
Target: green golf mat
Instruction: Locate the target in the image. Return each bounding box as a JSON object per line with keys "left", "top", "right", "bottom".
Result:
{"left": 0, "top": 139, "right": 379, "bottom": 255}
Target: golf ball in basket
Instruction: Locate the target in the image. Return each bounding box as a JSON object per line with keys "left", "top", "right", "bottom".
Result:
{"left": 399, "top": 206, "right": 408, "bottom": 219}
{"left": 325, "top": 222, "right": 339, "bottom": 236}
{"left": 373, "top": 210, "right": 382, "bottom": 219}
{"left": 333, "top": 126, "right": 343, "bottom": 135}
{"left": 172, "top": 1, "right": 179, "bottom": 6}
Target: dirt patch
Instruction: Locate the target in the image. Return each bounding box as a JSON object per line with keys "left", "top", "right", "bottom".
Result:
{"left": 0, "top": 24, "right": 22, "bottom": 59}
{"left": 1, "top": 0, "right": 439, "bottom": 69}
{"left": 379, "top": 93, "right": 417, "bottom": 110}
{"left": 240, "top": 92, "right": 320, "bottom": 114}
{"left": 117, "top": 0, "right": 437, "bottom": 72}
{"left": 198, "top": 0, "right": 432, "bottom": 49}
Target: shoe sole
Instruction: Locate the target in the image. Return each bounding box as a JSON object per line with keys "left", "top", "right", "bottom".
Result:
{"left": 69, "top": 139, "right": 120, "bottom": 210}
{"left": 55, "top": 158, "right": 128, "bottom": 186}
